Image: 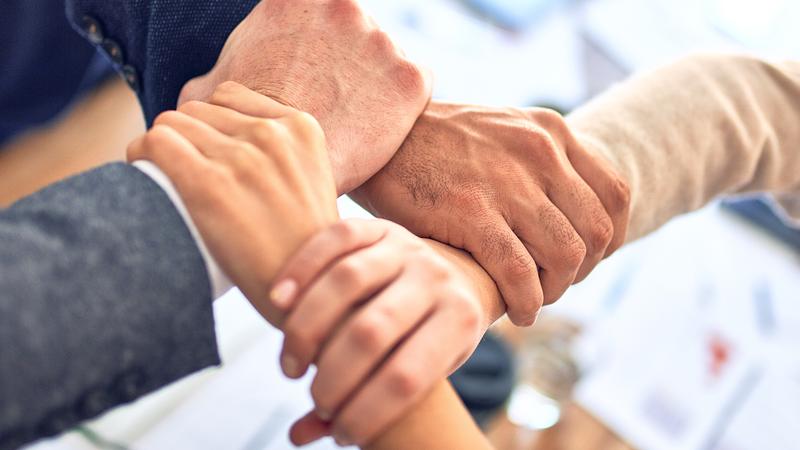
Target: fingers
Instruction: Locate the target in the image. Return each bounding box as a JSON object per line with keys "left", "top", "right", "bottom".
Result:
{"left": 308, "top": 273, "right": 435, "bottom": 421}
{"left": 178, "top": 100, "right": 262, "bottom": 137}
{"left": 544, "top": 169, "right": 613, "bottom": 283}
{"left": 152, "top": 110, "right": 239, "bottom": 159}
{"left": 270, "top": 219, "right": 388, "bottom": 311}
{"left": 328, "top": 302, "right": 472, "bottom": 447}
{"left": 289, "top": 412, "right": 330, "bottom": 447}
{"left": 206, "top": 81, "right": 295, "bottom": 118}
{"left": 280, "top": 239, "right": 406, "bottom": 379}
{"left": 466, "top": 214, "right": 543, "bottom": 327}
{"left": 515, "top": 197, "right": 585, "bottom": 305}
{"left": 564, "top": 132, "right": 631, "bottom": 257}
{"left": 127, "top": 125, "right": 211, "bottom": 190}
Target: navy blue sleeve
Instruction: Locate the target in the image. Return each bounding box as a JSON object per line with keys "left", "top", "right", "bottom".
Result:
{"left": 65, "top": 0, "right": 260, "bottom": 124}
{"left": 0, "top": 164, "right": 219, "bottom": 450}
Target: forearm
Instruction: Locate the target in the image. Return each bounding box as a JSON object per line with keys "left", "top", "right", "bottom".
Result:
{"left": 569, "top": 54, "right": 800, "bottom": 241}
{"left": 0, "top": 164, "right": 219, "bottom": 446}
{"left": 364, "top": 381, "right": 493, "bottom": 450}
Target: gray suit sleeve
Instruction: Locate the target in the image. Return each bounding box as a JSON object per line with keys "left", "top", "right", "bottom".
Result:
{"left": 0, "top": 163, "right": 220, "bottom": 449}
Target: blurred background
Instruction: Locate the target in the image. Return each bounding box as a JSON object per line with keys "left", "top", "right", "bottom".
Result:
{"left": 6, "top": 0, "right": 800, "bottom": 449}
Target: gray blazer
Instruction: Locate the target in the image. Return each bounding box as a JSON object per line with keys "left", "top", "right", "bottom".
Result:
{"left": 0, "top": 164, "right": 219, "bottom": 449}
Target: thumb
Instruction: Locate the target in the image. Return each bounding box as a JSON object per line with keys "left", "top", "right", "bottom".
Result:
{"left": 177, "top": 74, "right": 215, "bottom": 107}
{"left": 289, "top": 411, "right": 331, "bottom": 447}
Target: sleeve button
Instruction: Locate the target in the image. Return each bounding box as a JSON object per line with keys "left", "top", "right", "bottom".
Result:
{"left": 121, "top": 65, "right": 140, "bottom": 92}
{"left": 101, "top": 39, "right": 126, "bottom": 65}
{"left": 80, "top": 15, "right": 104, "bottom": 45}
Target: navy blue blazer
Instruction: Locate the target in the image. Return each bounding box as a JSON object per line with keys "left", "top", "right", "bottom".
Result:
{"left": 65, "top": 0, "right": 260, "bottom": 124}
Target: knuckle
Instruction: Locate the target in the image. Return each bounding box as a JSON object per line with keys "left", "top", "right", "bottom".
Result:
{"left": 333, "top": 220, "right": 362, "bottom": 245}
{"left": 289, "top": 110, "right": 318, "bottom": 129}
{"left": 349, "top": 315, "right": 387, "bottom": 353}
{"left": 609, "top": 174, "right": 632, "bottom": 214}
{"left": 530, "top": 108, "right": 567, "bottom": 133}
{"left": 589, "top": 214, "right": 614, "bottom": 251}
{"left": 391, "top": 59, "right": 427, "bottom": 100}
{"left": 333, "top": 259, "right": 366, "bottom": 287}
{"left": 153, "top": 110, "right": 182, "bottom": 127}
{"left": 230, "top": 141, "right": 260, "bottom": 164}
{"left": 386, "top": 366, "right": 421, "bottom": 398}
{"left": 249, "top": 119, "right": 278, "bottom": 144}
{"left": 430, "top": 257, "right": 455, "bottom": 282}
{"left": 453, "top": 183, "right": 493, "bottom": 216}
{"left": 507, "top": 248, "right": 537, "bottom": 281}
{"left": 177, "top": 100, "right": 206, "bottom": 115}
{"left": 368, "top": 29, "right": 396, "bottom": 54}
{"left": 478, "top": 224, "right": 515, "bottom": 266}
{"left": 327, "top": 0, "right": 361, "bottom": 22}
{"left": 215, "top": 80, "right": 244, "bottom": 96}
{"left": 563, "top": 238, "right": 587, "bottom": 270}
{"left": 522, "top": 127, "right": 563, "bottom": 165}
{"left": 142, "top": 125, "right": 173, "bottom": 150}
{"left": 208, "top": 81, "right": 241, "bottom": 104}
{"left": 453, "top": 294, "right": 482, "bottom": 332}
{"left": 287, "top": 111, "right": 325, "bottom": 141}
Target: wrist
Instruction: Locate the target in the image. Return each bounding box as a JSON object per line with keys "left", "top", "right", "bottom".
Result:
{"left": 423, "top": 239, "right": 504, "bottom": 330}
{"left": 132, "top": 160, "right": 234, "bottom": 299}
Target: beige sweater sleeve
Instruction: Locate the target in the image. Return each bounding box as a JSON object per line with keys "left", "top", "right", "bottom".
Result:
{"left": 567, "top": 54, "right": 800, "bottom": 242}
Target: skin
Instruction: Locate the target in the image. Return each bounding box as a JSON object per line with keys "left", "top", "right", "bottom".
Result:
{"left": 351, "top": 102, "right": 631, "bottom": 326}
{"left": 179, "top": 0, "right": 629, "bottom": 330}
{"left": 274, "top": 219, "right": 487, "bottom": 446}
{"left": 127, "top": 82, "right": 508, "bottom": 447}
{"left": 362, "top": 381, "right": 493, "bottom": 450}
{"left": 282, "top": 236, "right": 507, "bottom": 447}
{"left": 277, "top": 104, "right": 630, "bottom": 447}
{"left": 174, "top": 5, "right": 630, "bottom": 437}
{"left": 178, "top": 0, "right": 433, "bottom": 195}
{"left": 127, "top": 82, "right": 339, "bottom": 326}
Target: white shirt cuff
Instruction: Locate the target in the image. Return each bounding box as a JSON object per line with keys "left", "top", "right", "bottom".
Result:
{"left": 133, "top": 160, "right": 235, "bottom": 299}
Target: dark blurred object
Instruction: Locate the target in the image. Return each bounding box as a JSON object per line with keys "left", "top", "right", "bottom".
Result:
{"left": 461, "top": 0, "right": 565, "bottom": 30}
{"left": 450, "top": 332, "right": 516, "bottom": 427}
{"left": 0, "top": 0, "right": 116, "bottom": 146}
{"left": 506, "top": 315, "right": 581, "bottom": 432}
{"left": 723, "top": 196, "right": 800, "bottom": 252}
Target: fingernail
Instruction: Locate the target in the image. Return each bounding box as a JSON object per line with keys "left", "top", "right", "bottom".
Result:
{"left": 282, "top": 353, "right": 302, "bottom": 378}
{"left": 333, "top": 430, "right": 353, "bottom": 447}
{"left": 316, "top": 408, "right": 332, "bottom": 422}
{"left": 270, "top": 279, "right": 298, "bottom": 309}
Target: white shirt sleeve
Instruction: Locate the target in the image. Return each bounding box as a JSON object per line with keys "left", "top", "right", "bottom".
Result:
{"left": 133, "top": 160, "right": 235, "bottom": 299}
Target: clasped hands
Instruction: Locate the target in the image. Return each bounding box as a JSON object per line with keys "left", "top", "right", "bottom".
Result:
{"left": 128, "top": 0, "right": 630, "bottom": 447}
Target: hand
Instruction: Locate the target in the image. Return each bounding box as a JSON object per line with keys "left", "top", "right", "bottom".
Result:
{"left": 179, "top": 0, "right": 433, "bottom": 195}
{"left": 270, "top": 219, "right": 485, "bottom": 447}
{"left": 351, "top": 102, "right": 631, "bottom": 326}
{"left": 128, "top": 82, "right": 338, "bottom": 325}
